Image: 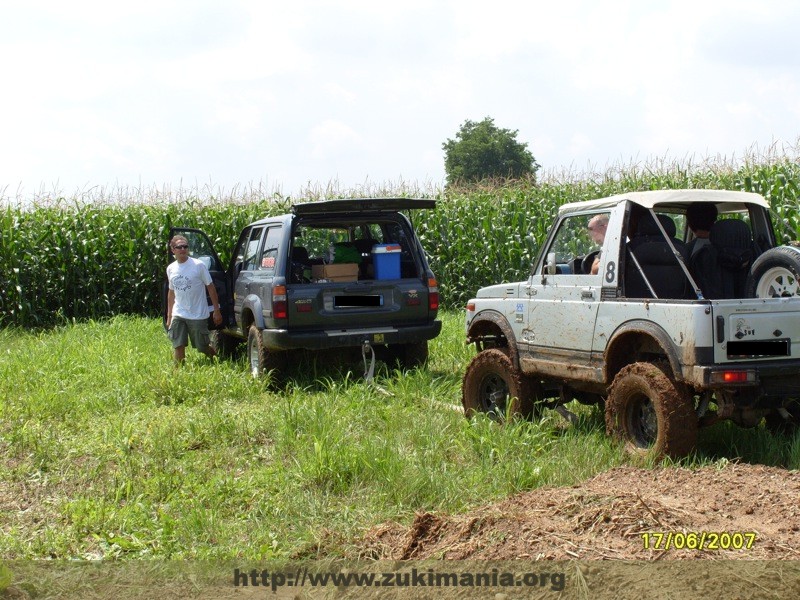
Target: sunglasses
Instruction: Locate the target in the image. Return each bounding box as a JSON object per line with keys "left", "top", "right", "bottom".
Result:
{"left": 172, "top": 244, "right": 189, "bottom": 250}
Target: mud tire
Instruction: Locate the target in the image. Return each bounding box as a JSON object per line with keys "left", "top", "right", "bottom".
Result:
{"left": 606, "top": 362, "right": 697, "bottom": 459}
{"left": 247, "top": 325, "right": 286, "bottom": 382}
{"left": 764, "top": 399, "right": 800, "bottom": 436}
{"left": 747, "top": 246, "right": 800, "bottom": 298}
{"left": 390, "top": 341, "right": 429, "bottom": 370}
{"left": 462, "top": 348, "right": 536, "bottom": 421}
{"left": 209, "top": 330, "right": 241, "bottom": 358}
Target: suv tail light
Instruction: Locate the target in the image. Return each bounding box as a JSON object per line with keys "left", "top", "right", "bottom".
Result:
{"left": 272, "top": 285, "right": 288, "bottom": 319}
{"left": 428, "top": 278, "right": 439, "bottom": 312}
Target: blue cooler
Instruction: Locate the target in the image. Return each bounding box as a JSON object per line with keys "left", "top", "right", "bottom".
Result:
{"left": 372, "top": 244, "right": 401, "bottom": 279}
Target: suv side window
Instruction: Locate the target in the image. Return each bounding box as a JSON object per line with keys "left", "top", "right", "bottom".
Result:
{"left": 259, "top": 226, "right": 282, "bottom": 274}
{"left": 242, "top": 227, "right": 265, "bottom": 271}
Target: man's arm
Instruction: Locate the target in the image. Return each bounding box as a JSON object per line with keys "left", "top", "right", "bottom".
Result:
{"left": 167, "top": 289, "right": 175, "bottom": 329}
{"left": 207, "top": 283, "right": 223, "bottom": 326}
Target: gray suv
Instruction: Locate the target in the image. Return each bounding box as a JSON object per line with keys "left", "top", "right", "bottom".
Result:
{"left": 167, "top": 198, "right": 441, "bottom": 379}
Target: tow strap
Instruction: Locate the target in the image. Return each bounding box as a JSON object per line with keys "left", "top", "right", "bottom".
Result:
{"left": 362, "top": 340, "right": 376, "bottom": 383}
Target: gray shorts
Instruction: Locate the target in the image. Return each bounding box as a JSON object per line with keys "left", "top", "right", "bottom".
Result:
{"left": 168, "top": 316, "right": 210, "bottom": 350}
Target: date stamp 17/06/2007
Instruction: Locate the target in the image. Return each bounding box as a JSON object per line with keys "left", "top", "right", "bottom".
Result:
{"left": 641, "top": 531, "right": 757, "bottom": 552}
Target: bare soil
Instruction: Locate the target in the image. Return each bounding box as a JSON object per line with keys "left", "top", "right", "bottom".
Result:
{"left": 356, "top": 463, "right": 800, "bottom": 560}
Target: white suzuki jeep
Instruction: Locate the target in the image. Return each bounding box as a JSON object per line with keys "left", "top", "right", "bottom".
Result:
{"left": 462, "top": 189, "right": 800, "bottom": 458}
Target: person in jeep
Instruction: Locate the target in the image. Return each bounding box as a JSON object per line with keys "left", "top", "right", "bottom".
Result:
{"left": 685, "top": 202, "right": 718, "bottom": 258}
{"left": 587, "top": 214, "right": 608, "bottom": 274}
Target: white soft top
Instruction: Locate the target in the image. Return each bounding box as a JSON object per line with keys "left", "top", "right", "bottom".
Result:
{"left": 558, "top": 189, "right": 769, "bottom": 215}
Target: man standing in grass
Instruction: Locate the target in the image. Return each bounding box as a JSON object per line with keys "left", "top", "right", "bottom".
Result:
{"left": 166, "top": 235, "right": 223, "bottom": 363}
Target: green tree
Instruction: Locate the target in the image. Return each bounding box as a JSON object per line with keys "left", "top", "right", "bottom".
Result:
{"left": 443, "top": 117, "right": 539, "bottom": 185}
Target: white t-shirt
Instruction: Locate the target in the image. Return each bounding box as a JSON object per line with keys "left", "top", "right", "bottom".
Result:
{"left": 167, "top": 257, "right": 213, "bottom": 320}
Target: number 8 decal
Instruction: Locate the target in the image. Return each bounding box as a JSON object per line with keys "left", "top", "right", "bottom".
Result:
{"left": 605, "top": 261, "right": 616, "bottom": 283}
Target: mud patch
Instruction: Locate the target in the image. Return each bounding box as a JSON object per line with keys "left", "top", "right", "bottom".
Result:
{"left": 356, "top": 463, "right": 800, "bottom": 560}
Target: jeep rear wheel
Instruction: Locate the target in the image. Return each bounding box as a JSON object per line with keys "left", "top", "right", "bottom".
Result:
{"left": 247, "top": 325, "right": 286, "bottom": 381}
{"left": 462, "top": 348, "right": 535, "bottom": 421}
{"left": 606, "top": 362, "right": 697, "bottom": 459}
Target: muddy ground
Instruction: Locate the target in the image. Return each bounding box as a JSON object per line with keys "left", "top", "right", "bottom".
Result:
{"left": 356, "top": 463, "right": 800, "bottom": 561}
{"left": 4, "top": 464, "right": 800, "bottom": 598}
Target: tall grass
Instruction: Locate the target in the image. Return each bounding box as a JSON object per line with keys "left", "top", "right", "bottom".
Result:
{"left": 2, "top": 152, "right": 800, "bottom": 326}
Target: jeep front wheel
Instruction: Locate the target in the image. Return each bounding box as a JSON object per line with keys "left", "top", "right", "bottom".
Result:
{"left": 462, "top": 348, "right": 535, "bottom": 420}
{"left": 606, "top": 362, "right": 697, "bottom": 459}
{"left": 764, "top": 399, "right": 800, "bottom": 436}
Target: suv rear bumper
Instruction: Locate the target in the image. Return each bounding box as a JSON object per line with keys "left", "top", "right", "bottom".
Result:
{"left": 262, "top": 321, "right": 442, "bottom": 350}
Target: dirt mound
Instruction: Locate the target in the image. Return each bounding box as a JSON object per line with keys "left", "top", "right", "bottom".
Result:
{"left": 358, "top": 464, "right": 800, "bottom": 560}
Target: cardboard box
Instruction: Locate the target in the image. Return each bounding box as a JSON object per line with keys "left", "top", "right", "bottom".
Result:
{"left": 311, "top": 263, "right": 359, "bottom": 282}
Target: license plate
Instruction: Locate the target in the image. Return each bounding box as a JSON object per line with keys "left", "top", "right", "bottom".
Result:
{"left": 727, "top": 339, "right": 790, "bottom": 358}
{"left": 334, "top": 295, "right": 383, "bottom": 308}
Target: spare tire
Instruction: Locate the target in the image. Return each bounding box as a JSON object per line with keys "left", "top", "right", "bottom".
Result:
{"left": 746, "top": 246, "right": 800, "bottom": 298}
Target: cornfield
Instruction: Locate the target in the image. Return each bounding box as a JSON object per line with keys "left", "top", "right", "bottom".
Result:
{"left": 2, "top": 157, "right": 799, "bottom": 328}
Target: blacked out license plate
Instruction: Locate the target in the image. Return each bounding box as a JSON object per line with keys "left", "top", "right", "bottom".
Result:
{"left": 727, "top": 339, "right": 790, "bottom": 358}
{"left": 334, "top": 295, "right": 383, "bottom": 308}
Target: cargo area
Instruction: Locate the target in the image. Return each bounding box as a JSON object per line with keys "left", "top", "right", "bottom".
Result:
{"left": 284, "top": 214, "right": 435, "bottom": 331}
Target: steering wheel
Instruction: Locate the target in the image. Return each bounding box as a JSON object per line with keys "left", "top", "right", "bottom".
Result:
{"left": 581, "top": 250, "right": 601, "bottom": 274}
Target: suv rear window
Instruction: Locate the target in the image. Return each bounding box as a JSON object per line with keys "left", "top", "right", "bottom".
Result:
{"left": 291, "top": 217, "right": 420, "bottom": 282}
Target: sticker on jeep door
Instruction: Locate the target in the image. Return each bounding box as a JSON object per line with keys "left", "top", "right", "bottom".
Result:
{"left": 604, "top": 261, "right": 616, "bottom": 284}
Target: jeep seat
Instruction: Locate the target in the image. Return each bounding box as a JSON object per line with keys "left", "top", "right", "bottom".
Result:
{"left": 690, "top": 219, "right": 757, "bottom": 299}
{"left": 625, "top": 214, "right": 689, "bottom": 298}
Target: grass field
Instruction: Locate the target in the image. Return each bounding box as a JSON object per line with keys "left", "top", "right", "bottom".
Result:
{"left": 1, "top": 312, "right": 798, "bottom": 560}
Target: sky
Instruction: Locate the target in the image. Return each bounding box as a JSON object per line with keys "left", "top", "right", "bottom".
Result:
{"left": 2, "top": 0, "right": 800, "bottom": 200}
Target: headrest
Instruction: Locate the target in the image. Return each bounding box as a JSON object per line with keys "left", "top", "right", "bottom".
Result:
{"left": 710, "top": 219, "right": 752, "bottom": 250}
{"left": 291, "top": 246, "right": 309, "bottom": 262}
{"left": 637, "top": 213, "right": 676, "bottom": 238}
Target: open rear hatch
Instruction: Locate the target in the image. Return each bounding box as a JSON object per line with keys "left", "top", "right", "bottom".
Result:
{"left": 285, "top": 199, "right": 437, "bottom": 332}
{"left": 292, "top": 198, "right": 436, "bottom": 215}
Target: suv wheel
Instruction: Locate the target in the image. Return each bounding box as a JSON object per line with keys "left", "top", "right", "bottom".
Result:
{"left": 462, "top": 348, "right": 535, "bottom": 420}
{"left": 247, "top": 325, "right": 286, "bottom": 380}
{"left": 606, "top": 362, "right": 697, "bottom": 459}
{"left": 210, "top": 330, "right": 241, "bottom": 358}
{"left": 397, "top": 341, "right": 429, "bottom": 370}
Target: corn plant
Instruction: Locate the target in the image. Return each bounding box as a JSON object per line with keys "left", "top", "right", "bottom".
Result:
{"left": 2, "top": 156, "right": 800, "bottom": 328}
